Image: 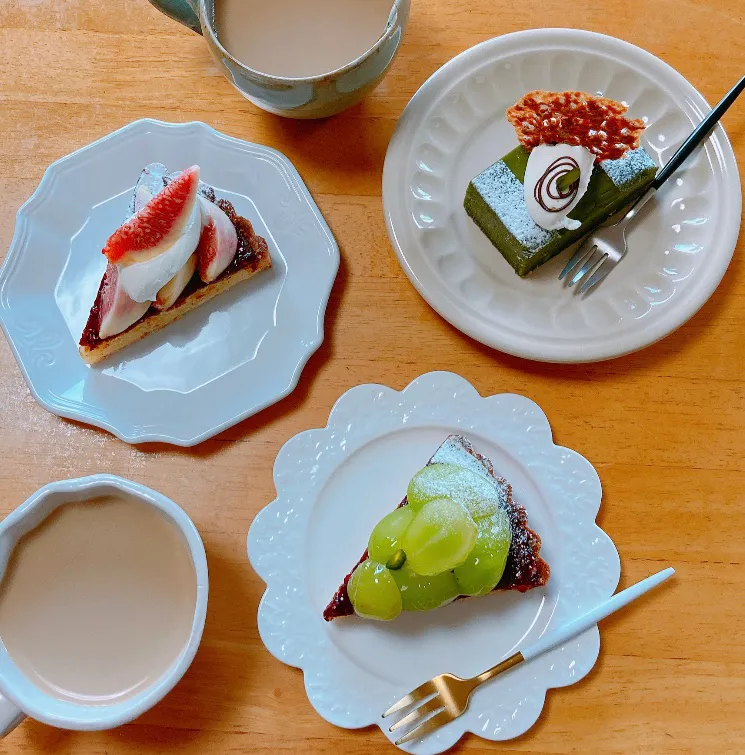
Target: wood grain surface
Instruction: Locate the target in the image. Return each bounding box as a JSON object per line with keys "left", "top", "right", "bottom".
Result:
{"left": 0, "top": 0, "right": 744, "bottom": 753}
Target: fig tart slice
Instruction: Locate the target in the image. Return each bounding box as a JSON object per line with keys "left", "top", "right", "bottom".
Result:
{"left": 324, "top": 434, "right": 550, "bottom": 621}
{"left": 79, "top": 163, "right": 271, "bottom": 364}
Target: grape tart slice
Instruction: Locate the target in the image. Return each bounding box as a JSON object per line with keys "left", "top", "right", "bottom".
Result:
{"left": 79, "top": 163, "right": 272, "bottom": 364}
{"left": 324, "top": 434, "right": 550, "bottom": 621}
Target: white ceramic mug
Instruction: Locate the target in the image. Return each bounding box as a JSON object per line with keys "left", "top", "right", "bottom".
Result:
{"left": 145, "top": 0, "right": 410, "bottom": 118}
{"left": 0, "top": 475, "right": 208, "bottom": 737}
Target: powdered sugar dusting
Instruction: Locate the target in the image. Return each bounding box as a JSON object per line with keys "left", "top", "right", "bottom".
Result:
{"left": 430, "top": 435, "right": 548, "bottom": 590}
{"left": 601, "top": 146, "right": 657, "bottom": 187}
{"left": 471, "top": 161, "right": 556, "bottom": 251}
{"left": 431, "top": 437, "right": 509, "bottom": 510}
{"left": 410, "top": 463, "right": 503, "bottom": 520}
{"left": 432, "top": 441, "right": 491, "bottom": 480}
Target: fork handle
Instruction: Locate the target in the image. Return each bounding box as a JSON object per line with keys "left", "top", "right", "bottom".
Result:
{"left": 653, "top": 75, "right": 745, "bottom": 190}
{"left": 474, "top": 651, "right": 524, "bottom": 685}
{"left": 521, "top": 567, "right": 675, "bottom": 662}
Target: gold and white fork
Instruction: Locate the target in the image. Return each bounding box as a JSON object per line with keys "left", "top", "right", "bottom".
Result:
{"left": 383, "top": 566, "right": 675, "bottom": 746}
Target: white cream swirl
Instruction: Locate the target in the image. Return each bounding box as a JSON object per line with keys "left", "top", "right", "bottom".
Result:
{"left": 524, "top": 144, "right": 596, "bottom": 231}
{"left": 118, "top": 199, "right": 202, "bottom": 303}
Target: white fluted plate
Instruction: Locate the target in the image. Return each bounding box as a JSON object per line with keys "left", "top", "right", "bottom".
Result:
{"left": 0, "top": 120, "right": 339, "bottom": 445}
{"left": 248, "top": 372, "right": 620, "bottom": 753}
{"left": 383, "top": 29, "right": 742, "bottom": 362}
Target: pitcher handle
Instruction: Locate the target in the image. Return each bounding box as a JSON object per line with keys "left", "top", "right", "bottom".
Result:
{"left": 0, "top": 692, "right": 25, "bottom": 738}
{"left": 146, "top": 0, "right": 202, "bottom": 34}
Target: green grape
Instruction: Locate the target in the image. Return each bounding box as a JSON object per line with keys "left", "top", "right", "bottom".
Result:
{"left": 454, "top": 508, "right": 512, "bottom": 596}
{"left": 401, "top": 498, "right": 477, "bottom": 576}
{"left": 407, "top": 463, "right": 503, "bottom": 520}
{"left": 368, "top": 506, "right": 415, "bottom": 564}
{"left": 348, "top": 560, "right": 402, "bottom": 621}
{"left": 392, "top": 567, "right": 459, "bottom": 612}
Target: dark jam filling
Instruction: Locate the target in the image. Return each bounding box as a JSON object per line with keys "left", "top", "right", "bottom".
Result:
{"left": 80, "top": 198, "right": 268, "bottom": 349}
{"left": 507, "top": 90, "right": 646, "bottom": 162}
{"left": 322, "top": 441, "right": 551, "bottom": 621}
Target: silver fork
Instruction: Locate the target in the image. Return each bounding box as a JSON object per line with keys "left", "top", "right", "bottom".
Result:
{"left": 559, "top": 188, "right": 655, "bottom": 294}
{"left": 560, "top": 74, "right": 745, "bottom": 295}
{"left": 382, "top": 567, "right": 675, "bottom": 745}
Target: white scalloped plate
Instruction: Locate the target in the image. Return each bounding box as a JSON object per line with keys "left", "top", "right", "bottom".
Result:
{"left": 248, "top": 372, "right": 620, "bottom": 753}
{"left": 0, "top": 119, "right": 339, "bottom": 445}
{"left": 383, "top": 29, "right": 742, "bottom": 363}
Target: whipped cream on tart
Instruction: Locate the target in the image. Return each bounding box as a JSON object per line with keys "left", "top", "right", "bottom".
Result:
{"left": 115, "top": 172, "right": 203, "bottom": 304}
{"left": 79, "top": 163, "right": 272, "bottom": 364}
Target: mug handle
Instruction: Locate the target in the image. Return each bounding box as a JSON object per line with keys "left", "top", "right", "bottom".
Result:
{"left": 0, "top": 692, "right": 25, "bottom": 737}
{"left": 145, "top": 0, "right": 202, "bottom": 34}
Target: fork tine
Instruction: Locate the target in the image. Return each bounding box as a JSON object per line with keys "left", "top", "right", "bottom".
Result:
{"left": 578, "top": 256, "right": 615, "bottom": 295}
{"left": 559, "top": 237, "right": 595, "bottom": 281}
{"left": 394, "top": 708, "right": 455, "bottom": 746}
{"left": 569, "top": 248, "right": 606, "bottom": 287}
{"left": 389, "top": 696, "right": 445, "bottom": 733}
{"left": 382, "top": 680, "right": 438, "bottom": 718}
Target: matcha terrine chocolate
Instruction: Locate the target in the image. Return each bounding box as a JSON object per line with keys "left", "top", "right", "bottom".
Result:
{"left": 464, "top": 90, "right": 658, "bottom": 277}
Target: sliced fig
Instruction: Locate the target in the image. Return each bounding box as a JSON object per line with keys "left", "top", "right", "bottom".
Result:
{"left": 196, "top": 196, "right": 238, "bottom": 283}
{"left": 103, "top": 165, "right": 200, "bottom": 265}
{"left": 98, "top": 263, "right": 150, "bottom": 339}
{"left": 154, "top": 253, "right": 197, "bottom": 310}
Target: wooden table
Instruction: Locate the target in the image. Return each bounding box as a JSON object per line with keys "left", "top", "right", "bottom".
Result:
{"left": 0, "top": 0, "right": 744, "bottom": 752}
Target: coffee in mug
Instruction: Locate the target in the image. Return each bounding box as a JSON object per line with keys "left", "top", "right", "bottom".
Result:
{"left": 214, "top": 0, "right": 395, "bottom": 78}
{"left": 0, "top": 495, "right": 197, "bottom": 704}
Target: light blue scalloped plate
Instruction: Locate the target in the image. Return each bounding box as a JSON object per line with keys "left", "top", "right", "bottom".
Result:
{"left": 0, "top": 119, "right": 339, "bottom": 445}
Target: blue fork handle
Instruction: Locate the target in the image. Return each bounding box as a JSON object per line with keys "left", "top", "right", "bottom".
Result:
{"left": 653, "top": 74, "right": 745, "bottom": 190}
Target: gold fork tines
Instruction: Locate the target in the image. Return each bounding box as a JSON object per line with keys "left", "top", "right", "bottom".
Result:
{"left": 395, "top": 709, "right": 455, "bottom": 745}
{"left": 383, "top": 652, "right": 524, "bottom": 745}
{"left": 382, "top": 679, "right": 438, "bottom": 718}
